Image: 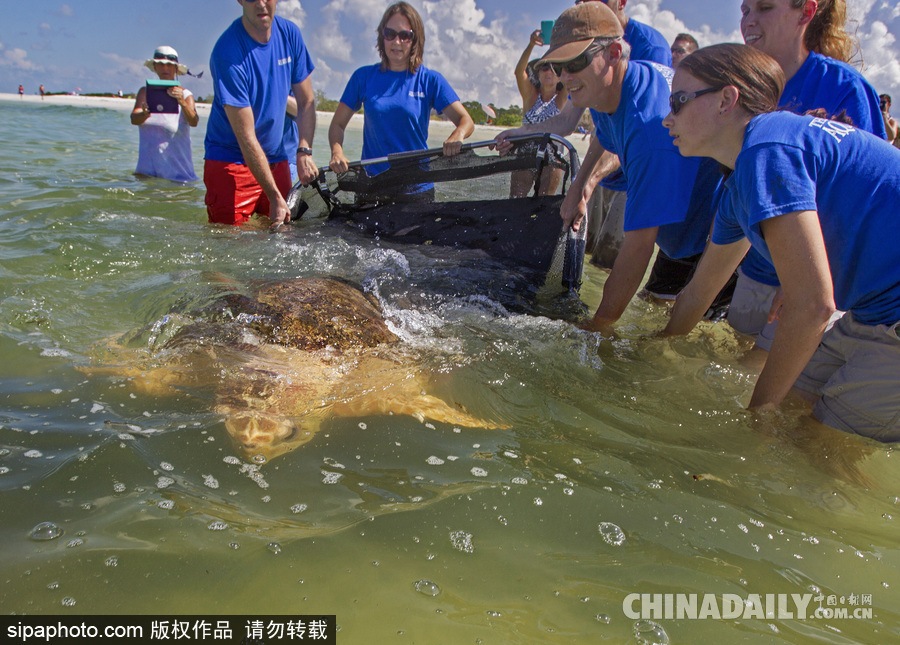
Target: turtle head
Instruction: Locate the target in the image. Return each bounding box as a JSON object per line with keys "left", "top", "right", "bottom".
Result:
{"left": 224, "top": 412, "right": 314, "bottom": 462}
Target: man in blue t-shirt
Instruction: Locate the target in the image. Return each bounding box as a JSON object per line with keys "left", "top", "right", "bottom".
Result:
{"left": 203, "top": 0, "right": 317, "bottom": 226}
{"left": 539, "top": 3, "right": 716, "bottom": 331}
{"left": 496, "top": 0, "right": 673, "bottom": 268}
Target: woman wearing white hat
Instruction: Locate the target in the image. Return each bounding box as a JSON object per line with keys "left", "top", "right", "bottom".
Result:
{"left": 130, "top": 46, "right": 199, "bottom": 182}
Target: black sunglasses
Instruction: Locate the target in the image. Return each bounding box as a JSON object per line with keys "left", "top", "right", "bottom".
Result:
{"left": 669, "top": 87, "right": 723, "bottom": 115}
{"left": 550, "top": 42, "right": 609, "bottom": 76}
{"left": 154, "top": 53, "right": 178, "bottom": 63}
{"left": 383, "top": 27, "right": 414, "bottom": 42}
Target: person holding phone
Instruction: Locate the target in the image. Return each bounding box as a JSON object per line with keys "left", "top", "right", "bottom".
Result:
{"left": 131, "top": 46, "right": 199, "bottom": 183}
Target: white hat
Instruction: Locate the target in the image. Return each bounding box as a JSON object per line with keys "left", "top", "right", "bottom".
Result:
{"left": 144, "top": 46, "right": 188, "bottom": 75}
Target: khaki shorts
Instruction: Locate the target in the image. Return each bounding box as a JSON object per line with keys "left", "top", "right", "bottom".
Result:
{"left": 794, "top": 313, "right": 900, "bottom": 441}
{"left": 728, "top": 268, "right": 842, "bottom": 352}
{"left": 727, "top": 267, "right": 777, "bottom": 338}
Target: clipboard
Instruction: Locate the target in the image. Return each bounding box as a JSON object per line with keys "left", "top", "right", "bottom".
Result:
{"left": 146, "top": 79, "right": 180, "bottom": 114}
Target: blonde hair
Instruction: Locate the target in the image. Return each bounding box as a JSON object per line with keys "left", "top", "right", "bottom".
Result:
{"left": 796, "top": 0, "right": 855, "bottom": 63}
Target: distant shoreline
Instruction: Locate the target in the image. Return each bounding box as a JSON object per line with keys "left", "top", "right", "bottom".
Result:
{"left": 1, "top": 92, "right": 590, "bottom": 155}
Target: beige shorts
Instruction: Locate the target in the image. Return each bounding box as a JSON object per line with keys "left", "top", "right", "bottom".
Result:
{"left": 727, "top": 267, "right": 777, "bottom": 338}
{"left": 794, "top": 313, "right": 900, "bottom": 441}
{"left": 728, "top": 268, "right": 843, "bottom": 352}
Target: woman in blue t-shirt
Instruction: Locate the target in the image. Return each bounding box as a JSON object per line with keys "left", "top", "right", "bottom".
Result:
{"left": 732, "top": 0, "right": 885, "bottom": 362}
{"left": 661, "top": 43, "right": 900, "bottom": 441}
{"left": 327, "top": 1, "right": 474, "bottom": 195}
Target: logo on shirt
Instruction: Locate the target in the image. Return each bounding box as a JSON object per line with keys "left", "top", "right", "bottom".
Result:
{"left": 409, "top": 91, "right": 425, "bottom": 98}
{"left": 809, "top": 117, "right": 855, "bottom": 143}
{"left": 278, "top": 56, "right": 293, "bottom": 66}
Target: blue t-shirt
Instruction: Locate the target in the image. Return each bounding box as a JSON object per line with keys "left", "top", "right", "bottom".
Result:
{"left": 740, "top": 52, "right": 886, "bottom": 286}
{"left": 713, "top": 112, "right": 900, "bottom": 326}
{"left": 624, "top": 19, "right": 673, "bottom": 67}
{"left": 204, "top": 16, "right": 314, "bottom": 164}
{"left": 601, "top": 19, "right": 673, "bottom": 192}
{"left": 590, "top": 61, "right": 716, "bottom": 259}
{"left": 340, "top": 63, "right": 459, "bottom": 177}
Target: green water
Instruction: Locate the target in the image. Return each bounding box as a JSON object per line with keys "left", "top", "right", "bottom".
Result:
{"left": 0, "top": 100, "right": 897, "bottom": 643}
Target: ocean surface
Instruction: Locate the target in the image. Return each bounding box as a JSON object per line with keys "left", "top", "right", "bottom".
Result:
{"left": 0, "top": 99, "right": 897, "bottom": 643}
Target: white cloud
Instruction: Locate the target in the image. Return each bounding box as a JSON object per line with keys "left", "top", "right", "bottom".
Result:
{"left": 59, "top": 4, "right": 73, "bottom": 17}
{"left": 277, "top": 0, "right": 307, "bottom": 28}
{"left": 855, "top": 21, "right": 900, "bottom": 93}
{"left": 99, "top": 52, "right": 147, "bottom": 80}
{"left": 310, "top": 20, "right": 355, "bottom": 63}
{"left": 0, "top": 44, "right": 42, "bottom": 71}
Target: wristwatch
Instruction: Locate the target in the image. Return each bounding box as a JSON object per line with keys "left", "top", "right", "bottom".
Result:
{"left": 297, "top": 146, "right": 313, "bottom": 156}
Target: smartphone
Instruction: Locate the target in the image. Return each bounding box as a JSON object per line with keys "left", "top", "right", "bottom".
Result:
{"left": 146, "top": 79, "right": 180, "bottom": 114}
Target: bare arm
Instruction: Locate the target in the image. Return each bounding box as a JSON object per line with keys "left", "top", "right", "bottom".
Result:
{"left": 663, "top": 238, "right": 750, "bottom": 336}
{"left": 440, "top": 100, "right": 475, "bottom": 156}
{"left": 494, "top": 99, "right": 586, "bottom": 153}
{"left": 582, "top": 226, "right": 659, "bottom": 332}
{"left": 749, "top": 211, "right": 835, "bottom": 409}
{"left": 560, "top": 134, "right": 619, "bottom": 231}
{"left": 514, "top": 31, "right": 542, "bottom": 110}
{"left": 130, "top": 87, "right": 150, "bottom": 125}
{"left": 328, "top": 102, "right": 356, "bottom": 173}
{"left": 224, "top": 104, "right": 289, "bottom": 225}
{"left": 292, "top": 77, "right": 318, "bottom": 184}
{"left": 173, "top": 87, "right": 199, "bottom": 127}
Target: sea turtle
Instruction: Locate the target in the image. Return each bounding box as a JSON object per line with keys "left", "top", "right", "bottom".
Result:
{"left": 85, "top": 277, "right": 502, "bottom": 461}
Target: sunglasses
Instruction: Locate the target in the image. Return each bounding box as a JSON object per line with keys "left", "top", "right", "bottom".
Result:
{"left": 669, "top": 87, "right": 723, "bottom": 115}
{"left": 534, "top": 62, "right": 553, "bottom": 73}
{"left": 551, "top": 42, "right": 609, "bottom": 76}
{"left": 154, "top": 53, "right": 179, "bottom": 63}
{"left": 383, "top": 27, "right": 414, "bottom": 42}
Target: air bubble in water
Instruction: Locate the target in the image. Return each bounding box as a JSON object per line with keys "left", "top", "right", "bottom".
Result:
{"left": 267, "top": 542, "right": 282, "bottom": 555}
{"left": 414, "top": 580, "right": 441, "bottom": 597}
{"left": 157, "top": 500, "right": 175, "bottom": 510}
{"left": 47, "top": 582, "right": 59, "bottom": 590}
{"left": 66, "top": 538, "right": 84, "bottom": 548}
{"left": 252, "top": 454, "right": 267, "bottom": 464}
{"left": 105, "top": 556, "right": 118, "bottom": 567}
{"left": 29, "top": 522, "right": 63, "bottom": 541}
{"left": 634, "top": 620, "right": 669, "bottom": 645}
{"left": 61, "top": 597, "right": 76, "bottom": 607}
{"left": 598, "top": 522, "right": 626, "bottom": 546}
{"left": 207, "top": 521, "right": 228, "bottom": 531}
{"left": 450, "top": 530, "right": 474, "bottom": 554}
{"left": 290, "top": 504, "right": 307, "bottom": 514}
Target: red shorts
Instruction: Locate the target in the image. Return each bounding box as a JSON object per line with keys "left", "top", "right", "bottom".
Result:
{"left": 203, "top": 159, "right": 292, "bottom": 225}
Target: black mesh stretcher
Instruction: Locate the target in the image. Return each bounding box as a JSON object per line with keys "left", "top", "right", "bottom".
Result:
{"left": 286, "top": 133, "right": 585, "bottom": 293}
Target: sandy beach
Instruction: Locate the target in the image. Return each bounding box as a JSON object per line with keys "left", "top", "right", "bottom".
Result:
{"left": 1, "top": 92, "right": 590, "bottom": 156}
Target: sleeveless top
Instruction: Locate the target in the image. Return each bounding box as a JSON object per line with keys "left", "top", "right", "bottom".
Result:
{"left": 136, "top": 88, "right": 198, "bottom": 182}
{"left": 523, "top": 93, "right": 560, "bottom": 125}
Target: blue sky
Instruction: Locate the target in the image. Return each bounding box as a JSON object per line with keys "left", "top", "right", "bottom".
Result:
{"left": 2, "top": 1, "right": 899, "bottom": 109}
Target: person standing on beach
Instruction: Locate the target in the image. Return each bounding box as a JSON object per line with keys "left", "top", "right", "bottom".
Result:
{"left": 18, "top": 85, "right": 24, "bottom": 99}
{"left": 40, "top": 85, "right": 45, "bottom": 100}
{"left": 131, "top": 46, "right": 199, "bottom": 183}
{"left": 204, "top": 0, "right": 317, "bottom": 226}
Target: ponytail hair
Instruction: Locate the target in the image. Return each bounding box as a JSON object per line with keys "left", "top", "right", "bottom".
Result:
{"left": 679, "top": 44, "right": 785, "bottom": 117}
